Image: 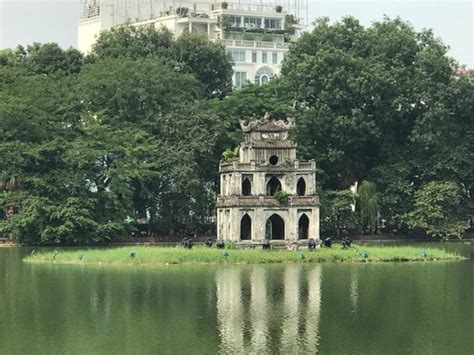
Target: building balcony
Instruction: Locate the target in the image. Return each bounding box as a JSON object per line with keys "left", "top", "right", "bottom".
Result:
{"left": 215, "top": 39, "right": 290, "bottom": 50}
{"left": 215, "top": 3, "right": 286, "bottom": 15}
{"left": 216, "top": 195, "right": 319, "bottom": 208}
{"left": 219, "top": 160, "right": 315, "bottom": 173}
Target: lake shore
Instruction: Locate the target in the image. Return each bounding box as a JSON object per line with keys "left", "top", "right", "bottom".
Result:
{"left": 24, "top": 245, "right": 464, "bottom": 267}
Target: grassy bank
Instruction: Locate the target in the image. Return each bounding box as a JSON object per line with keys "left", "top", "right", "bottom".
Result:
{"left": 24, "top": 245, "right": 463, "bottom": 267}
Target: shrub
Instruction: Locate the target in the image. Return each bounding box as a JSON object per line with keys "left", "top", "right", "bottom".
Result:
{"left": 275, "top": 191, "right": 289, "bottom": 205}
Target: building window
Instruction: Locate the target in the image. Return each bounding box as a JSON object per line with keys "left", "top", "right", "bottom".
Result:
{"left": 254, "top": 66, "right": 275, "bottom": 85}
{"left": 228, "top": 49, "right": 246, "bottom": 62}
{"left": 230, "top": 16, "right": 241, "bottom": 27}
{"left": 262, "top": 51, "right": 267, "bottom": 63}
{"left": 252, "top": 51, "right": 257, "bottom": 63}
{"left": 235, "top": 71, "right": 247, "bottom": 89}
{"left": 266, "top": 176, "right": 282, "bottom": 196}
{"left": 243, "top": 17, "right": 261, "bottom": 29}
{"left": 242, "top": 177, "right": 252, "bottom": 196}
{"left": 264, "top": 18, "right": 281, "bottom": 29}
{"left": 297, "top": 177, "right": 306, "bottom": 196}
{"left": 272, "top": 52, "right": 278, "bottom": 64}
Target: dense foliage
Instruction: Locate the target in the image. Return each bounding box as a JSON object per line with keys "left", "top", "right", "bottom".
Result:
{"left": 1, "top": 18, "right": 472, "bottom": 244}
{"left": 219, "top": 17, "right": 472, "bottom": 238}
{"left": 1, "top": 29, "right": 227, "bottom": 244}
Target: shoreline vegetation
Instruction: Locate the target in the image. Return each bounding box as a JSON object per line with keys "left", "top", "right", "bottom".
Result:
{"left": 24, "top": 245, "right": 464, "bottom": 267}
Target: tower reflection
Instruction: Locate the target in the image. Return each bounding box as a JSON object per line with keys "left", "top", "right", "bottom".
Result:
{"left": 215, "top": 268, "right": 244, "bottom": 353}
{"left": 305, "top": 266, "right": 322, "bottom": 352}
{"left": 350, "top": 268, "right": 359, "bottom": 314}
{"left": 280, "top": 265, "right": 301, "bottom": 352}
{"left": 216, "top": 265, "right": 322, "bottom": 353}
{"left": 249, "top": 267, "right": 269, "bottom": 353}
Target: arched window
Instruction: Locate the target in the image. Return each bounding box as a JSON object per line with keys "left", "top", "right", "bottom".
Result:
{"left": 254, "top": 66, "right": 274, "bottom": 85}
{"left": 242, "top": 177, "right": 251, "bottom": 196}
{"left": 266, "top": 176, "right": 282, "bottom": 196}
{"left": 265, "top": 214, "right": 285, "bottom": 239}
{"left": 298, "top": 214, "right": 309, "bottom": 239}
{"left": 297, "top": 177, "right": 306, "bottom": 196}
{"left": 240, "top": 214, "right": 252, "bottom": 240}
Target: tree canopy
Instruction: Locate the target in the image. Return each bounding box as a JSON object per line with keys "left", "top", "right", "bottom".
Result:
{"left": 89, "top": 25, "right": 233, "bottom": 98}
{"left": 1, "top": 17, "right": 472, "bottom": 243}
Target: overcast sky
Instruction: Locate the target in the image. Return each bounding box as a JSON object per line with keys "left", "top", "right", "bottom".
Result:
{"left": 0, "top": 0, "right": 472, "bottom": 67}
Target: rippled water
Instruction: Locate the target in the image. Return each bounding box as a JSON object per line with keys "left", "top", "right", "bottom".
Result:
{"left": 0, "top": 243, "right": 472, "bottom": 354}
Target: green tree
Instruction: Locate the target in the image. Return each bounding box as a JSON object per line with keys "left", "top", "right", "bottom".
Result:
{"left": 171, "top": 33, "right": 233, "bottom": 98}
{"left": 89, "top": 25, "right": 173, "bottom": 61}
{"left": 212, "top": 80, "right": 295, "bottom": 150}
{"left": 320, "top": 189, "right": 359, "bottom": 236}
{"left": 77, "top": 58, "right": 222, "bottom": 236}
{"left": 89, "top": 25, "right": 233, "bottom": 98}
{"left": 281, "top": 17, "right": 456, "bottom": 189}
{"left": 407, "top": 181, "right": 470, "bottom": 239}
{"left": 0, "top": 43, "right": 83, "bottom": 75}
{"left": 357, "top": 180, "right": 379, "bottom": 234}
{"left": 0, "top": 53, "right": 222, "bottom": 243}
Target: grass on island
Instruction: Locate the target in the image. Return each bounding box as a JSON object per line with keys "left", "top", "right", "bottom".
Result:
{"left": 24, "top": 245, "right": 463, "bottom": 267}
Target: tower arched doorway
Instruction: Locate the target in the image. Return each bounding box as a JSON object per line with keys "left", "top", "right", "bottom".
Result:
{"left": 266, "top": 176, "right": 282, "bottom": 196}
{"left": 298, "top": 214, "right": 309, "bottom": 239}
{"left": 297, "top": 177, "right": 306, "bottom": 196}
{"left": 266, "top": 214, "right": 285, "bottom": 240}
{"left": 240, "top": 214, "right": 252, "bottom": 240}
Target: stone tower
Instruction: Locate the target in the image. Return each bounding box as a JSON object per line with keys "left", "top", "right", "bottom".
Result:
{"left": 216, "top": 114, "right": 320, "bottom": 243}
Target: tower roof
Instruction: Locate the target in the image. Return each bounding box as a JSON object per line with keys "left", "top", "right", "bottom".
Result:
{"left": 239, "top": 113, "right": 294, "bottom": 133}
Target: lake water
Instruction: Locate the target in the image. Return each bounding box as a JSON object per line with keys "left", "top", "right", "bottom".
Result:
{"left": 0, "top": 243, "right": 472, "bottom": 354}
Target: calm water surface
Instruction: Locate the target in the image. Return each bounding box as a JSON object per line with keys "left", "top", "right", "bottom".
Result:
{"left": 0, "top": 243, "right": 472, "bottom": 354}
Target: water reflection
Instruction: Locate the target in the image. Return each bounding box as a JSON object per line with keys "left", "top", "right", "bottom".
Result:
{"left": 216, "top": 268, "right": 244, "bottom": 352}
{"left": 305, "top": 267, "right": 322, "bottom": 352}
{"left": 216, "top": 265, "right": 322, "bottom": 354}
{"left": 350, "top": 268, "right": 359, "bottom": 314}
{"left": 1, "top": 247, "right": 471, "bottom": 354}
{"left": 249, "top": 267, "right": 269, "bottom": 353}
{"left": 280, "top": 265, "right": 300, "bottom": 352}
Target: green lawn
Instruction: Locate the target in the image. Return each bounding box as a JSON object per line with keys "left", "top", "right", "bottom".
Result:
{"left": 24, "top": 245, "right": 463, "bottom": 267}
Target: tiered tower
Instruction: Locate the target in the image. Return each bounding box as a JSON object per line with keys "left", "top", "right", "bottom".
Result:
{"left": 216, "top": 114, "right": 320, "bottom": 242}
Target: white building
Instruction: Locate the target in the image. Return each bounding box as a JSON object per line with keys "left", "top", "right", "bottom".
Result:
{"left": 78, "top": 0, "right": 306, "bottom": 87}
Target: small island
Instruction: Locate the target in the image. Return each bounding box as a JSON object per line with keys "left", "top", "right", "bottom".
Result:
{"left": 24, "top": 245, "right": 463, "bottom": 267}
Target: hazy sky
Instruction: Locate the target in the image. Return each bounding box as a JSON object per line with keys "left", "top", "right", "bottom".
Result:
{"left": 0, "top": 0, "right": 472, "bottom": 67}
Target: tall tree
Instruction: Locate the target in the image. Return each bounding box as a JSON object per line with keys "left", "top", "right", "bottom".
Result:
{"left": 89, "top": 25, "right": 233, "bottom": 98}
{"left": 407, "top": 181, "right": 470, "bottom": 239}
{"left": 0, "top": 43, "right": 83, "bottom": 76}
{"left": 77, "top": 58, "right": 222, "bottom": 236}
{"left": 281, "top": 17, "right": 456, "bottom": 189}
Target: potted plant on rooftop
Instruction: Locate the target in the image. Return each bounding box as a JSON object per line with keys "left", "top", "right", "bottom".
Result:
{"left": 275, "top": 5, "right": 283, "bottom": 13}
{"left": 221, "top": 2, "right": 228, "bottom": 9}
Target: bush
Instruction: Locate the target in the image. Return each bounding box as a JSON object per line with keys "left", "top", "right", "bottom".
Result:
{"left": 274, "top": 191, "right": 289, "bottom": 205}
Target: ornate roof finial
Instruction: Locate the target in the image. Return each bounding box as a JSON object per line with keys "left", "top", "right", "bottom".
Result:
{"left": 239, "top": 113, "right": 294, "bottom": 133}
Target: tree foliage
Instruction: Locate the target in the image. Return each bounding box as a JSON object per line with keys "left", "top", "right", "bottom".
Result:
{"left": 357, "top": 181, "right": 379, "bottom": 233}
{"left": 0, "top": 36, "right": 224, "bottom": 244}
{"left": 1, "top": 17, "right": 472, "bottom": 243}
{"left": 320, "top": 190, "right": 359, "bottom": 237}
{"left": 407, "top": 182, "right": 470, "bottom": 239}
{"left": 89, "top": 25, "right": 233, "bottom": 98}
